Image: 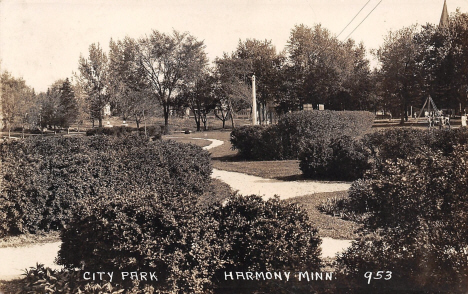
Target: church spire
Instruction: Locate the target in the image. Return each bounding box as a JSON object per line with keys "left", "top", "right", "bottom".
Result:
{"left": 439, "top": 0, "right": 449, "bottom": 27}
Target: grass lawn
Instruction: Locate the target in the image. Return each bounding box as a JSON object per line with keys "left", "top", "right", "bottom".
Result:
{"left": 0, "top": 231, "right": 60, "bottom": 248}
{"left": 286, "top": 191, "right": 361, "bottom": 240}
{"left": 165, "top": 131, "right": 306, "bottom": 180}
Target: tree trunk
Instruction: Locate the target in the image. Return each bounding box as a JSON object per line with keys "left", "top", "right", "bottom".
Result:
{"left": 163, "top": 105, "right": 170, "bottom": 134}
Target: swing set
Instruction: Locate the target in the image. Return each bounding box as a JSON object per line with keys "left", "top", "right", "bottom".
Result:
{"left": 414, "top": 96, "right": 451, "bottom": 129}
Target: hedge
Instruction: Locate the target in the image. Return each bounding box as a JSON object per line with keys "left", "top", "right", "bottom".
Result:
{"left": 86, "top": 126, "right": 162, "bottom": 139}
{"left": 335, "top": 133, "right": 468, "bottom": 293}
{"left": 299, "top": 135, "right": 371, "bottom": 181}
{"left": 230, "top": 110, "right": 375, "bottom": 161}
{"left": 57, "top": 194, "right": 322, "bottom": 293}
{"left": 0, "top": 135, "right": 211, "bottom": 237}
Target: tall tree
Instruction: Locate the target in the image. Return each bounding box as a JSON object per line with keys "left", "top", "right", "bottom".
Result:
{"left": 58, "top": 78, "right": 78, "bottom": 128}
{"left": 214, "top": 53, "right": 252, "bottom": 128}
{"left": 79, "top": 43, "right": 110, "bottom": 128}
{"left": 39, "top": 80, "right": 63, "bottom": 129}
{"left": 374, "top": 25, "right": 425, "bottom": 123}
{"left": 286, "top": 24, "right": 372, "bottom": 111}
{"left": 137, "top": 30, "right": 208, "bottom": 132}
{"left": 1, "top": 71, "right": 34, "bottom": 136}
{"left": 234, "top": 39, "right": 285, "bottom": 124}
{"left": 109, "top": 37, "right": 156, "bottom": 129}
{"left": 179, "top": 70, "right": 216, "bottom": 131}
{"left": 431, "top": 11, "right": 468, "bottom": 113}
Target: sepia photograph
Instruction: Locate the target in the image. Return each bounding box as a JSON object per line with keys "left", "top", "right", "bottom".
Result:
{"left": 1, "top": 0, "right": 468, "bottom": 293}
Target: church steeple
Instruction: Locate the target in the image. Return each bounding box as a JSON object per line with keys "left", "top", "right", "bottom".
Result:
{"left": 439, "top": 0, "right": 449, "bottom": 27}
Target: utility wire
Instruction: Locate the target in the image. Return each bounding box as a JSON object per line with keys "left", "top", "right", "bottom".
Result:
{"left": 345, "top": 0, "right": 383, "bottom": 40}
{"left": 337, "top": 0, "right": 371, "bottom": 38}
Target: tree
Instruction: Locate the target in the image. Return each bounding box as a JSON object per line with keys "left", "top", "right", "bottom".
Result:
{"left": 40, "top": 85, "right": 60, "bottom": 129}
{"left": 79, "top": 43, "right": 110, "bottom": 128}
{"left": 374, "top": 25, "right": 425, "bottom": 123}
{"left": 214, "top": 53, "right": 252, "bottom": 128}
{"left": 424, "top": 11, "right": 468, "bottom": 113}
{"left": 137, "top": 30, "right": 208, "bottom": 132}
{"left": 1, "top": 71, "right": 35, "bottom": 137}
{"left": 70, "top": 74, "right": 90, "bottom": 131}
{"left": 58, "top": 78, "right": 78, "bottom": 128}
{"left": 234, "top": 39, "right": 285, "bottom": 124}
{"left": 286, "top": 24, "right": 372, "bottom": 111}
{"left": 109, "top": 37, "right": 156, "bottom": 129}
{"left": 179, "top": 70, "right": 216, "bottom": 131}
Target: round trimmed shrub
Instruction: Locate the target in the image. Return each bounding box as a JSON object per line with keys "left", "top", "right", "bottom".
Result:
{"left": 209, "top": 195, "right": 322, "bottom": 293}
{"left": 299, "top": 135, "right": 371, "bottom": 181}
{"left": 230, "top": 110, "right": 374, "bottom": 163}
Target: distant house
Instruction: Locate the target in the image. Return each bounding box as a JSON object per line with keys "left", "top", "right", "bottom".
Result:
{"left": 103, "top": 103, "right": 111, "bottom": 117}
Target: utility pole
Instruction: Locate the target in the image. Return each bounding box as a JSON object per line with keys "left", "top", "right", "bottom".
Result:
{"left": 252, "top": 74, "right": 257, "bottom": 125}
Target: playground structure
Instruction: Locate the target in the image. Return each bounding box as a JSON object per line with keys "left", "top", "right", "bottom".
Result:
{"left": 415, "top": 96, "right": 451, "bottom": 129}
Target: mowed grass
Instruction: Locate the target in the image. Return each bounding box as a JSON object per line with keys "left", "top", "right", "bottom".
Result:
{"left": 0, "top": 231, "right": 60, "bottom": 248}
{"left": 286, "top": 191, "right": 361, "bottom": 240}
{"left": 166, "top": 131, "right": 305, "bottom": 179}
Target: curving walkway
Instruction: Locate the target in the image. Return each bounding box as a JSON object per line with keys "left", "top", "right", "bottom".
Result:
{"left": 204, "top": 138, "right": 353, "bottom": 258}
{"left": 211, "top": 168, "right": 350, "bottom": 200}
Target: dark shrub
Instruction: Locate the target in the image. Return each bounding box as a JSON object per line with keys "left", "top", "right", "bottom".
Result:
{"left": 337, "top": 145, "right": 468, "bottom": 293}
{"left": 300, "top": 135, "right": 371, "bottom": 181}
{"left": 277, "top": 110, "right": 375, "bottom": 159}
{"left": 209, "top": 195, "right": 322, "bottom": 293}
{"left": 228, "top": 125, "right": 286, "bottom": 160}
{"left": 0, "top": 135, "right": 211, "bottom": 237}
{"left": 231, "top": 110, "right": 374, "bottom": 161}
{"left": 58, "top": 191, "right": 220, "bottom": 293}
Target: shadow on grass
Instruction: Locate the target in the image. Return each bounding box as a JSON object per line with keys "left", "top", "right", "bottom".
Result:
{"left": 274, "top": 174, "right": 307, "bottom": 181}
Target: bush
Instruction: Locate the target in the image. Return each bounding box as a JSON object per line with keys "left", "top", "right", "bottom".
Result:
{"left": 57, "top": 194, "right": 323, "bottom": 293}
{"left": 86, "top": 126, "right": 162, "bottom": 139}
{"left": 209, "top": 195, "right": 322, "bottom": 293}
{"left": 277, "top": 110, "right": 375, "bottom": 159}
{"left": 361, "top": 127, "right": 468, "bottom": 168}
{"left": 337, "top": 145, "right": 468, "bottom": 293}
{"left": 230, "top": 125, "right": 283, "bottom": 160}
{"left": 230, "top": 110, "right": 374, "bottom": 161}
{"left": 0, "top": 135, "right": 211, "bottom": 237}
{"left": 300, "top": 135, "right": 371, "bottom": 181}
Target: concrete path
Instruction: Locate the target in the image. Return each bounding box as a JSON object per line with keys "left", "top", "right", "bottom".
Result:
{"left": 0, "top": 242, "right": 62, "bottom": 281}
{"left": 204, "top": 139, "right": 353, "bottom": 258}
{"left": 211, "top": 168, "right": 351, "bottom": 200}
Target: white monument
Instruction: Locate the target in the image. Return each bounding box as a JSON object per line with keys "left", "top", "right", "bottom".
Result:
{"left": 252, "top": 75, "right": 257, "bottom": 125}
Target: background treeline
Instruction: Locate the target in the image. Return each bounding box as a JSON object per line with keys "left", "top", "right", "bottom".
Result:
{"left": 2, "top": 11, "right": 468, "bottom": 132}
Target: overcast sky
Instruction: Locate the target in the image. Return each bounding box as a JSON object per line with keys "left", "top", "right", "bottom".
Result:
{"left": 1, "top": 0, "right": 467, "bottom": 92}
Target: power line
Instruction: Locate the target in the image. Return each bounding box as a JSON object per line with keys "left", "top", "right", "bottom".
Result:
{"left": 345, "top": 0, "right": 383, "bottom": 40}
{"left": 337, "top": 0, "right": 371, "bottom": 38}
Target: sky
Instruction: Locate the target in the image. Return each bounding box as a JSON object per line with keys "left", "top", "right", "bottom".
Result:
{"left": 1, "top": 0, "right": 468, "bottom": 93}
